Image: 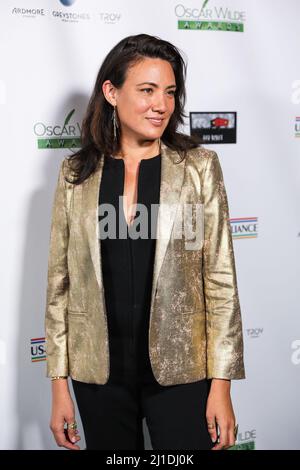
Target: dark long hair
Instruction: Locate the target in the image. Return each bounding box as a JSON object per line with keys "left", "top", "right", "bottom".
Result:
{"left": 65, "top": 33, "right": 201, "bottom": 185}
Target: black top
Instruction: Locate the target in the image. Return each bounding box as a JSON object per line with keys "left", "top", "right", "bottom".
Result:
{"left": 98, "top": 153, "right": 161, "bottom": 385}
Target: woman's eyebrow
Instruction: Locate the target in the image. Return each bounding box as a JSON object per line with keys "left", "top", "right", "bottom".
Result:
{"left": 136, "top": 81, "right": 177, "bottom": 89}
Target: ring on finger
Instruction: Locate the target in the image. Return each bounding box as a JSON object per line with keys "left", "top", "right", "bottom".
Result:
{"left": 67, "top": 421, "right": 77, "bottom": 430}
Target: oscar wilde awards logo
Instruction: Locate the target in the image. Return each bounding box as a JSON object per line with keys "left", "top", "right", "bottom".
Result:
{"left": 230, "top": 429, "right": 256, "bottom": 450}
{"left": 33, "top": 109, "right": 82, "bottom": 151}
{"left": 175, "top": 0, "right": 246, "bottom": 32}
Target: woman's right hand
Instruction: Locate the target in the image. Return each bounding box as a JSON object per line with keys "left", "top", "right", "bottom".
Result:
{"left": 50, "top": 382, "right": 81, "bottom": 450}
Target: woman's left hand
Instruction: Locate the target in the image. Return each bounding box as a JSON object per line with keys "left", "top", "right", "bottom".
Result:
{"left": 206, "top": 378, "right": 237, "bottom": 450}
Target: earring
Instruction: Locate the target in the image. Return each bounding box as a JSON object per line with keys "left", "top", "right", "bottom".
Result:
{"left": 112, "top": 105, "right": 119, "bottom": 140}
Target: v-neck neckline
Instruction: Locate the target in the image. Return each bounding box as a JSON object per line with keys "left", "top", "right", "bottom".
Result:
{"left": 103, "top": 153, "right": 161, "bottom": 230}
{"left": 119, "top": 154, "right": 161, "bottom": 230}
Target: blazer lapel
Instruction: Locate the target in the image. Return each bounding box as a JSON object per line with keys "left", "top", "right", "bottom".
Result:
{"left": 83, "top": 141, "right": 186, "bottom": 311}
{"left": 83, "top": 156, "right": 105, "bottom": 292}
{"left": 149, "top": 142, "right": 186, "bottom": 310}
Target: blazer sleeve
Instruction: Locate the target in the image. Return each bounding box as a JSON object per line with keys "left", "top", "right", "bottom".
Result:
{"left": 44, "top": 159, "right": 70, "bottom": 378}
{"left": 202, "top": 150, "right": 245, "bottom": 380}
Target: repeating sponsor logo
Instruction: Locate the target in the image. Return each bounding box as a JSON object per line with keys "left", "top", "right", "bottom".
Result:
{"left": 31, "top": 337, "right": 46, "bottom": 362}
{"left": 230, "top": 217, "right": 258, "bottom": 239}
{"left": 176, "top": 0, "right": 246, "bottom": 32}
{"left": 33, "top": 109, "right": 81, "bottom": 150}
{"left": 11, "top": 7, "right": 45, "bottom": 19}
{"left": 98, "top": 12, "right": 122, "bottom": 24}
{"left": 230, "top": 429, "right": 256, "bottom": 450}
{"left": 60, "top": 0, "right": 76, "bottom": 6}
{"left": 190, "top": 112, "right": 237, "bottom": 144}
{"left": 53, "top": 0, "right": 90, "bottom": 23}
{"left": 12, "top": 1, "right": 90, "bottom": 22}
{"left": 291, "top": 340, "right": 300, "bottom": 365}
{"left": 295, "top": 117, "right": 300, "bottom": 138}
{"left": 247, "top": 328, "right": 263, "bottom": 339}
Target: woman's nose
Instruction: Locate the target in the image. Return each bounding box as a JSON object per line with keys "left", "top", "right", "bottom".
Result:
{"left": 152, "top": 93, "right": 168, "bottom": 113}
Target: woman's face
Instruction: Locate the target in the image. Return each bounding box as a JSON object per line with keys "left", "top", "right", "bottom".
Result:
{"left": 105, "top": 57, "right": 176, "bottom": 143}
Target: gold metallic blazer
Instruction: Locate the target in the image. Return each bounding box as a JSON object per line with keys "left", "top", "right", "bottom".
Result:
{"left": 44, "top": 141, "right": 245, "bottom": 385}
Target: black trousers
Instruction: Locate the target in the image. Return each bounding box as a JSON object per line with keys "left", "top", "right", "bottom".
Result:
{"left": 71, "top": 341, "right": 214, "bottom": 450}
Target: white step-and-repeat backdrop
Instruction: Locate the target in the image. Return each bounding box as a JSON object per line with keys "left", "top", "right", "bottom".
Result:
{"left": 0, "top": 0, "right": 299, "bottom": 450}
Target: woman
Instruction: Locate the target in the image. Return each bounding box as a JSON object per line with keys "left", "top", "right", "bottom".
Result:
{"left": 45, "top": 33, "right": 245, "bottom": 451}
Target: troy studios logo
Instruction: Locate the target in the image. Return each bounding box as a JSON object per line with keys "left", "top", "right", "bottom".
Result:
{"left": 247, "top": 328, "right": 263, "bottom": 339}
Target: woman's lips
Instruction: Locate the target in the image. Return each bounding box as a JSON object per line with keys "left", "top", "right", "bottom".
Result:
{"left": 147, "top": 118, "right": 164, "bottom": 127}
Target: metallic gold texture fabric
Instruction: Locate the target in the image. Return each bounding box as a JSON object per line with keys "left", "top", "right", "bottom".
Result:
{"left": 44, "top": 142, "right": 245, "bottom": 385}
